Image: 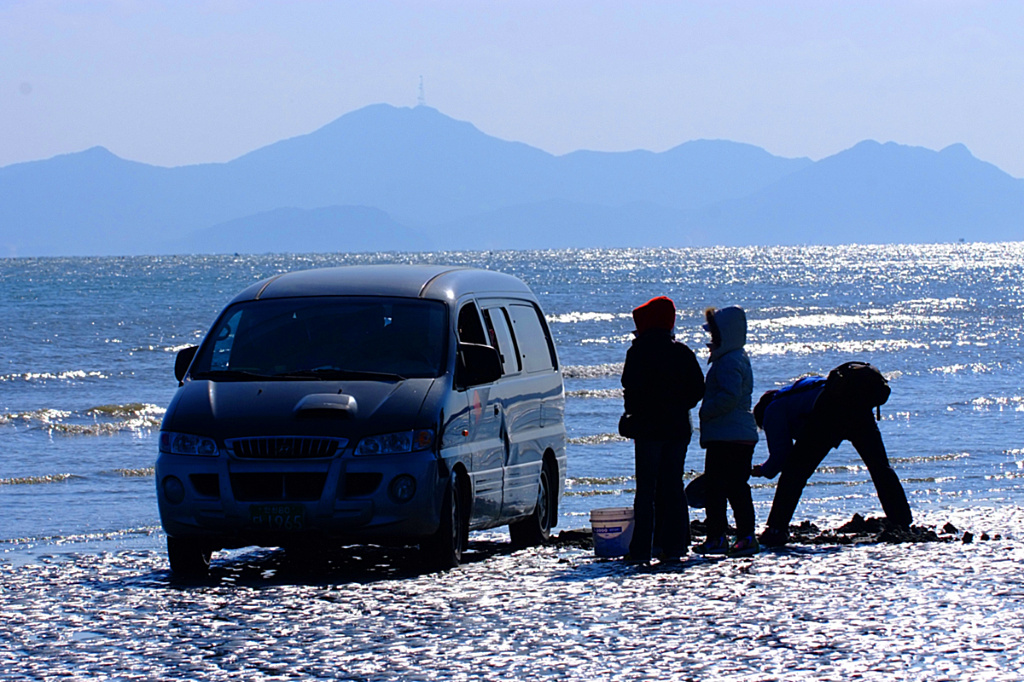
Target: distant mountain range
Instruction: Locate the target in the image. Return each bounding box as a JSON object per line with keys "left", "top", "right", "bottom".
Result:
{"left": 2, "top": 103, "right": 1022, "bottom": 256}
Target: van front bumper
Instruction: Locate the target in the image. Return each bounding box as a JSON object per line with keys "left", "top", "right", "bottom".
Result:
{"left": 156, "top": 449, "right": 445, "bottom": 548}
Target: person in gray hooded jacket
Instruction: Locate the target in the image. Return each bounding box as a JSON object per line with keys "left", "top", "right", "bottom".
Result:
{"left": 694, "top": 305, "right": 760, "bottom": 557}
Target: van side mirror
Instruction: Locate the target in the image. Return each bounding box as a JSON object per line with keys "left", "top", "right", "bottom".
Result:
{"left": 175, "top": 345, "right": 199, "bottom": 385}
{"left": 457, "top": 342, "right": 502, "bottom": 387}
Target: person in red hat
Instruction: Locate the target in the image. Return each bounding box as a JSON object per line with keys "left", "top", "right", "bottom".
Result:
{"left": 619, "top": 296, "right": 705, "bottom": 563}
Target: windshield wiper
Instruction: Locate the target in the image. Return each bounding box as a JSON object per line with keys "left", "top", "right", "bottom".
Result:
{"left": 273, "top": 368, "right": 406, "bottom": 381}
{"left": 190, "top": 369, "right": 275, "bottom": 381}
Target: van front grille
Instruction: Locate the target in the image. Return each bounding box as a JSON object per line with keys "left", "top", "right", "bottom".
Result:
{"left": 230, "top": 473, "right": 327, "bottom": 501}
{"left": 227, "top": 437, "right": 346, "bottom": 460}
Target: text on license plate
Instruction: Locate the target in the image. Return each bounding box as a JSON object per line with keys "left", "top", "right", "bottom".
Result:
{"left": 249, "top": 504, "right": 306, "bottom": 531}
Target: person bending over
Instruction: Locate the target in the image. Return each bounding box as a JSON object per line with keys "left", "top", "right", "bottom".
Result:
{"left": 753, "top": 369, "right": 912, "bottom": 547}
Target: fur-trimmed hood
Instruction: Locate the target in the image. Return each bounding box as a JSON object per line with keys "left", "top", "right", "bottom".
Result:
{"left": 706, "top": 305, "right": 747, "bottom": 361}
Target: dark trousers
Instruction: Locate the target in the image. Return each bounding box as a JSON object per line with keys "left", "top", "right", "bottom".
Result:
{"left": 766, "top": 411, "right": 913, "bottom": 532}
{"left": 704, "top": 441, "right": 756, "bottom": 538}
{"left": 630, "top": 437, "right": 690, "bottom": 559}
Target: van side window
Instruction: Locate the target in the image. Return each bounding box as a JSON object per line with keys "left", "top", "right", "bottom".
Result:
{"left": 483, "top": 307, "right": 521, "bottom": 375}
{"left": 457, "top": 303, "right": 487, "bottom": 345}
{"left": 507, "top": 303, "right": 557, "bottom": 373}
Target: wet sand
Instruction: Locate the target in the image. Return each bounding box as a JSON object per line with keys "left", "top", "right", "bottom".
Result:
{"left": 2, "top": 507, "right": 1023, "bottom": 681}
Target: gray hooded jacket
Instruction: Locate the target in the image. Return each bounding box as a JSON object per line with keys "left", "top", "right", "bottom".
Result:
{"left": 699, "top": 306, "right": 759, "bottom": 446}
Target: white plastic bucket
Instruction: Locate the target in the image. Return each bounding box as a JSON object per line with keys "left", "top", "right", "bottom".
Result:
{"left": 590, "top": 507, "right": 635, "bottom": 557}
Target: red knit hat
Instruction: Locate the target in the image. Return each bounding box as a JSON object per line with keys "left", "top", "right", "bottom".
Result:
{"left": 632, "top": 296, "right": 676, "bottom": 334}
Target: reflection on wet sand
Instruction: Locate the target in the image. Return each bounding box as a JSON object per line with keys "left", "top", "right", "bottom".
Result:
{"left": 2, "top": 508, "right": 1023, "bottom": 681}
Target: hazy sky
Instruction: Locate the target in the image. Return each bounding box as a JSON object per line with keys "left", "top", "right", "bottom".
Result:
{"left": 4, "top": 1, "right": 1024, "bottom": 177}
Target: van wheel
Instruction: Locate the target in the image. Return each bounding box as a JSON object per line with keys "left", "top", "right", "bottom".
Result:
{"left": 422, "top": 471, "right": 466, "bottom": 569}
{"left": 167, "top": 537, "right": 212, "bottom": 577}
{"left": 509, "top": 463, "right": 555, "bottom": 548}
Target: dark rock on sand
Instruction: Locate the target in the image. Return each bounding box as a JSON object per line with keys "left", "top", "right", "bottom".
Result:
{"left": 793, "top": 513, "right": 944, "bottom": 545}
{"left": 553, "top": 528, "right": 595, "bottom": 549}
{"left": 559, "top": 511, "right": 980, "bottom": 552}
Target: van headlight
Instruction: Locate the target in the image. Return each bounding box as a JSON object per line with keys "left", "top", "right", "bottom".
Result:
{"left": 355, "top": 429, "right": 434, "bottom": 456}
{"left": 160, "top": 431, "right": 219, "bottom": 457}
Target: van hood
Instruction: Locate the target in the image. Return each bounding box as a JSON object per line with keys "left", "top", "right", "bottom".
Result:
{"left": 162, "top": 378, "right": 440, "bottom": 441}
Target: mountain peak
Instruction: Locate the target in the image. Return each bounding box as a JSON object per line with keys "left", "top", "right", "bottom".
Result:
{"left": 940, "top": 142, "right": 973, "bottom": 159}
{"left": 317, "top": 102, "right": 474, "bottom": 134}
{"left": 59, "top": 146, "right": 119, "bottom": 162}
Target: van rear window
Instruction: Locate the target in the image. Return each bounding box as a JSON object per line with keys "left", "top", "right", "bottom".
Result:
{"left": 483, "top": 307, "right": 521, "bottom": 375}
{"left": 506, "top": 303, "right": 557, "bottom": 373}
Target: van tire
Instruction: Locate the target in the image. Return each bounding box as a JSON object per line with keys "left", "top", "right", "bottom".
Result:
{"left": 422, "top": 471, "right": 466, "bottom": 569}
{"left": 167, "top": 537, "right": 212, "bottom": 577}
{"left": 509, "top": 462, "right": 555, "bottom": 548}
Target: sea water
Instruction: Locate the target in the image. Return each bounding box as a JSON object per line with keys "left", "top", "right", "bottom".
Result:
{"left": 2, "top": 244, "right": 1024, "bottom": 680}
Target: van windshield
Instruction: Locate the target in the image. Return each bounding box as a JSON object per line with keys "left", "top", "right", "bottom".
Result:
{"left": 190, "top": 297, "right": 448, "bottom": 381}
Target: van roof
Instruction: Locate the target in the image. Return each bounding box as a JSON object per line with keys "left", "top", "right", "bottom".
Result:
{"left": 232, "top": 265, "right": 535, "bottom": 303}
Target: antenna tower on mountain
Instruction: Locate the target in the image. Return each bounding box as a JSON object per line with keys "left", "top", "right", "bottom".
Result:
{"left": 417, "top": 76, "right": 426, "bottom": 107}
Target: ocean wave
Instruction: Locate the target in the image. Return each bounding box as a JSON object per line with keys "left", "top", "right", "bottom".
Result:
{"left": 771, "top": 452, "right": 969, "bottom": 477}
{"left": 802, "top": 452, "right": 969, "bottom": 475}
{"left": 2, "top": 403, "right": 165, "bottom": 434}
{"left": 746, "top": 338, "right": 930, "bottom": 357}
{"left": 814, "top": 464, "right": 867, "bottom": 475}
{"left": 905, "top": 476, "right": 959, "bottom": 484}
{"left": 547, "top": 312, "right": 627, "bottom": 324}
{"left": 896, "top": 296, "right": 971, "bottom": 313}
{"left": 0, "top": 408, "right": 72, "bottom": 426}
{"left": 750, "top": 312, "right": 947, "bottom": 330}
{"left": 568, "top": 433, "right": 628, "bottom": 445}
{"left": 86, "top": 403, "right": 164, "bottom": 419}
{"left": 45, "top": 418, "right": 161, "bottom": 436}
{"left": 562, "top": 363, "right": 623, "bottom": 379}
{"left": 0, "top": 370, "right": 108, "bottom": 383}
{"left": 564, "top": 489, "right": 633, "bottom": 497}
{"left": 580, "top": 334, "right": 633, "bottom": 346}
{"left": 566, "top": 388, "right": 623, "bottom": 399}
{"left": 566, "top": 473, "right": 707, "bottom": 487}
{"left": 564, "top": 473, "right": 635, "bottom": 496}
{"left": 986, "top": 471, "right": 1024, "bottom": 481}
{"left": 967, "top": 395, "right": 1024, "bottom": 411}
{"left": 892, "top": 452, "right": 971, "bottom": 465}
{"left": 800, "top": 479, "right": 872, "bottom": 488}
{"left": 931, "top": 363, "right": 994, "bottom": 375}
{"left": 128, "top": 343, "right": 197, "bottom": 353}
{"left": 0, "top": 525, "right": 159, "bottom": 547}
{"left": 0, "top": 473, "right": 80, "bottom": 486}
{"left": 111, "top": 467, "right": 155, "bottom": 478}
{"left": 567, "top": 476, "right": 634, "bottom": 486}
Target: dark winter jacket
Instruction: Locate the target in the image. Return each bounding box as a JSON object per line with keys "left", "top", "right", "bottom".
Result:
{"left": 757, "top": 376, "right": 827, "bottom": 479}
{"left": 621, "top": 329, "right": 705, "bottom": 440}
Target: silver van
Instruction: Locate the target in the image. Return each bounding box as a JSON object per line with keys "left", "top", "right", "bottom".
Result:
{"left": 156, "top": 265, "right": 566, "bottom": 576}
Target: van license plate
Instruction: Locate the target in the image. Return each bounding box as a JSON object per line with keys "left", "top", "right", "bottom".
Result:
{"left": 249, "top": 504, "right": 306, "bottom": 531}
